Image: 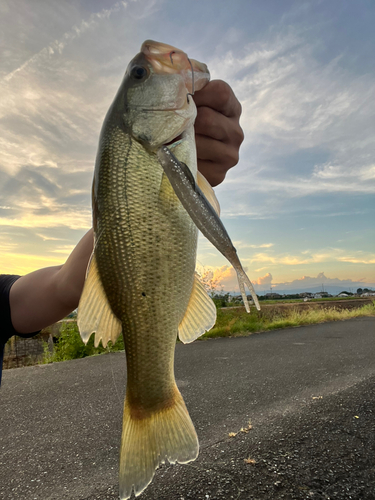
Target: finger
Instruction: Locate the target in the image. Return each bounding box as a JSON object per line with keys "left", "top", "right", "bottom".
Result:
{"left": 196, "top": 134, "right": 239, "bottom": 169}
{"left": 195, "top": 106, "right": 229, "bottom": 142}
{"left": 195, "top": 106, "right": 244, "bottom": 146}
{"left": 193, "top": 80, "right": 242, "bottom": 118}
{"left": 197, "top": 160, "right": 228, "bottom": 187}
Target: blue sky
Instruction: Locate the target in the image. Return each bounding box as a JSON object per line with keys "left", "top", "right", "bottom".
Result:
{"left": 0, "top": 0, "right": 374, "bottom": 294}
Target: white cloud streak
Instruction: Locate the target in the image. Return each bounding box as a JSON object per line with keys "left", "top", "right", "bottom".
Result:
{"left": 208, "top": 26, "right": 375, "bottom": 199}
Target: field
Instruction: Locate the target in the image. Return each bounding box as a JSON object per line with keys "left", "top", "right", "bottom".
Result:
{"left": 202, "top": 298, "right": 375, "bottom": 340}
{"left": 3, "top": 298, "right": 374, "bottom": 368}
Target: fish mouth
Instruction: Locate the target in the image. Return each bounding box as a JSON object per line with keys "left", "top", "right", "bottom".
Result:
{"left": 141, "top": 40, "right": 210, "bottom": 93}
{"left": 163, "top": 134, "right": 183, "bottom": 147}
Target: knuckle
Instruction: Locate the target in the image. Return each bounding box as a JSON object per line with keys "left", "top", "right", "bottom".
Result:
{"left": 213, "top": 172, "right": 226, "bottom": 187}
{"left": 214, "top": 80, "right": 232, "bottom": 103}
{"left": 221, "top": 147, "right": 239, "bottom": 169}
{"left": 213, "top": 79, "right": 242, "bottom": 117}
{"left": 237, "top": 99, "right": 243, "bottom": 117}
{"left": 235, "top": 125, "right": 245, "bottom": 145}
{"left": 195, "top": 106, "right": 214, "bottom": 129}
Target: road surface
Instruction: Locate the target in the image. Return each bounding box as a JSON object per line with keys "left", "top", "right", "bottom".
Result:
{"left": 1, "top": 317, "right": 374, "bottom": 499}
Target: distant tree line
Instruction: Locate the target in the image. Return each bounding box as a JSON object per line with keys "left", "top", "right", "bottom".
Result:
{"left": 357, "top": 288, "right": 372, "bottom": 294}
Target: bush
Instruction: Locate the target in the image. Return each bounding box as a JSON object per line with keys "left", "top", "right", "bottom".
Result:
{"left": 42, "top": 321, "right": 124, "bottom": 363}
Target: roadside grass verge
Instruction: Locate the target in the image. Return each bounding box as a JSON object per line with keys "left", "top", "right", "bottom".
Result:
{"left": 201, "top": 300, "right": 375, "bottom": 340}
{"left": 41, "top": 301, "right": 375, "bottom": 363}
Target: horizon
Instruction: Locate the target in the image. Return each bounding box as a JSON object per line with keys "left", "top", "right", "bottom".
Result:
{"left": 1, "top": 0, "right": 374, "bottom": 289}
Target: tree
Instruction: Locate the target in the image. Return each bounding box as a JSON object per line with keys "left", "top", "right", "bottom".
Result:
{"left": 196, "top": 267, "right": 223, "bottom": 298}
{"left": 357, "top": 288, "right": 363, "bottom": 294}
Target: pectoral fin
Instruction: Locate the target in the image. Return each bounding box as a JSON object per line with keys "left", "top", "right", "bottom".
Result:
{"left": 178, "top": 274, "right": 217, "bottom": 343}
{"left": 77, "top": 254, "right": 122, "bottom": 348}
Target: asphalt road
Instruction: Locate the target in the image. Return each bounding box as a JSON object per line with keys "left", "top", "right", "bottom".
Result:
{"left": 1, "top": 317, "right": 374, "bottom": 499}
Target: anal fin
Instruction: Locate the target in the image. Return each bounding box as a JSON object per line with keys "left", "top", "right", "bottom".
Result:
{"left": 178, "top": 273, "right": 217, "bottom": 344}
{"left": 77, "top": 253, "right": 122, "bottom": 348}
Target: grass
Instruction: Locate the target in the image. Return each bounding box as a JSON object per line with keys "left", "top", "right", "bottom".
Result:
{"left": 41, "top": 301, "right": 375, "bottom": 363}
{"left": 201, "top": 300, "right": 375, "bottom": 340}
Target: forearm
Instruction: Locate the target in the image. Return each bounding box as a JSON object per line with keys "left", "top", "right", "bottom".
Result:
{"left": 10, "top": 229, "right": 93, "bottom": 334}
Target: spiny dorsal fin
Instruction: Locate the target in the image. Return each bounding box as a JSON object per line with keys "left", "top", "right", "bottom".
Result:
{"left": 178, "top": 273, "right": 217, "bottom": 344}
{"left": 77, "top": 253, "right": 122, "bottom": 348}
{"left": 197, "top": 171, "right": 220, "bottom": 216}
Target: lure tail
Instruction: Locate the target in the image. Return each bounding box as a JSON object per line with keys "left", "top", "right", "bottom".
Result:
{"left": 119, "top": 386, "right": 198, "bottom": 499}
{"left": 236, "top": 266, "right": 261, "bottom": 312}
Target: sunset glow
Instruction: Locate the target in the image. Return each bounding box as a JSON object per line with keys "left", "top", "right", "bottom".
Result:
{"left": 1, "top": 0, "right": 374, "bottom": 294}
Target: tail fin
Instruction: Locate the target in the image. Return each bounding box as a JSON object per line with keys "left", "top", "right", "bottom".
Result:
{"left": 119, "top": 386, "right": 199, "bottom": 499}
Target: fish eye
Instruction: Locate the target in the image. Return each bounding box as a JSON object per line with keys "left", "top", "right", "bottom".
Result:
{"left": 131, "top": 65, "right": 148, "bottom": 80}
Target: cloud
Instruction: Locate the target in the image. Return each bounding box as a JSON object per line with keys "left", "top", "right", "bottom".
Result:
{"left": 254, "top": 272, "right": 273, "bottom": 285}
{"left": 272, "top": 272, "right": 369, "bottom": 291}
{"left": 196, "top": 266, "right": 373, "bottom": 294}
{"left": 312, "top": 162, "right": 375, "bottom": 184}
{"left": 245, "top": 248, "right": 375, "bottom": 267}
{"left": 337, "top": 255, "right": 375, "bottom": 265}
{"left": 197, "top": 265, "right": 238, "bottom": 292}
{"left": 207, "top": 23, "right": 375, "bottom": 204}
{"left": 197, "top": 265, "right": 274, "bottom": 293}
{"left": 0, "top": 251, "right": 67, "bottom": 275}
{"left": 235, "top": 242, "right": 274, "bottom": 249}
{"left": 0, "top": 165, "right": 92, "bottom": 231}
{"left": 195, "top": 265, "right": 373, "bottom": 294}
{"left": 2, "top": 2, "right": 126, "bottom": 83}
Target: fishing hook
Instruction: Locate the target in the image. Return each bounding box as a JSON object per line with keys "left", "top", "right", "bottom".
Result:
{"left": 169, "top": 51, "right": 195, "bottom": 103}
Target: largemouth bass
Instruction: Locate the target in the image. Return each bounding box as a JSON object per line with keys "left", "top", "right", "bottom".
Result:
{"left": 78, "top": 40, "right": 259, "bottom": 499}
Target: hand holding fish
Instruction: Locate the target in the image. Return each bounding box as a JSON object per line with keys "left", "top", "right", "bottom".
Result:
{"left": 194, "top": 80, "right": 244, "bottom": 186}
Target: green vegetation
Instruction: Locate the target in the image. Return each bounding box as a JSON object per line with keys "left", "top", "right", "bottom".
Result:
{"left": 41, "top": 321, "right": 124, "bottom": 364}
{"left": 201, "top": 300, "right": 375, "bottom": 340}
{"left": 41, "top": 301, "right": 375, "bottom": 364}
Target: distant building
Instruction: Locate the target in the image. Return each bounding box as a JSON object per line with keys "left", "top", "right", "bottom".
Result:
{"left": 314, "top": 292, "right": 331, "bottom": 299}
{"left": 264, "top": 293, "right": 282, "bottom": 299}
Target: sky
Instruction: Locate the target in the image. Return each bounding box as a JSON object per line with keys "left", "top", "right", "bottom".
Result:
{"left": 0, "top": 0, "right": 374, "bottom": 295}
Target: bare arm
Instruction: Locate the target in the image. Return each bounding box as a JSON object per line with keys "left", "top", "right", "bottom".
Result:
{"left": 10, "top": 229, "right": 93, "bottom": 334}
